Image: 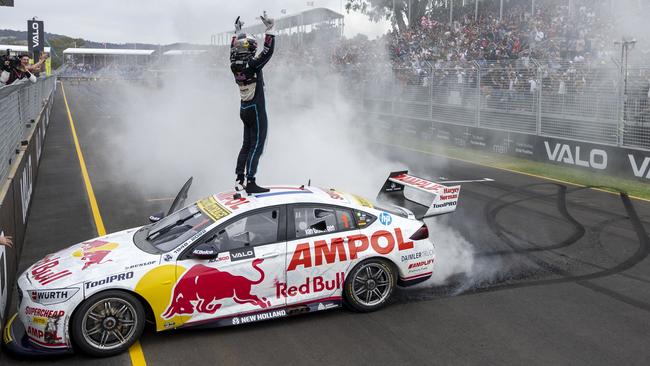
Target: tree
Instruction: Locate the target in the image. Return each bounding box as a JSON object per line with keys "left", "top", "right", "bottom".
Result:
{"left": 345, "top": 0, "right": 431, "bottom": 33}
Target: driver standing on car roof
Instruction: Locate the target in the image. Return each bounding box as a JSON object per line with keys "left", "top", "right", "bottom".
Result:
{"left": 230, "top": 12, "right": 276, "bottom": 194}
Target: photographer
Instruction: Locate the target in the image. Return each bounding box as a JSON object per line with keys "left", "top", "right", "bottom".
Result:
{"left": 1, "top": 53, "right": 45, "bottom": 85}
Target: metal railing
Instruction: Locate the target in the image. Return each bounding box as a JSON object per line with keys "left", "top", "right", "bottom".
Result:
{"left": 0, "top": 76, "right": 57, "bottom": 183}
{"left": 325, "top": 59, "right": 648, "bottom": 151}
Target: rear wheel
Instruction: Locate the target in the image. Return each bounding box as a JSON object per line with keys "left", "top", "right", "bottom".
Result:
{"left": 344, "top": 258, "right": 396, "bottom": 312}
{"left": 71, "top": 290, "right": 145, "bottom": 357}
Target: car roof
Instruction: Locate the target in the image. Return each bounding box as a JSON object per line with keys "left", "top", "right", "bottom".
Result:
{"left": 206, "top": 185, "right": 374, "bottom": 218}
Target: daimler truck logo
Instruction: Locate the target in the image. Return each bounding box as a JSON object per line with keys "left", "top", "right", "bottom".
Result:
{"left": 544, "top": 141, "right": 607, "bottom": 170}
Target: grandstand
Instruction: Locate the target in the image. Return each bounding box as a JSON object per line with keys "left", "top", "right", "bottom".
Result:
{"left": 62, "top": 48, "right": 155, "bottom": 66}
{"left": 211, "top": 7, "right": 344, "bottom": 46}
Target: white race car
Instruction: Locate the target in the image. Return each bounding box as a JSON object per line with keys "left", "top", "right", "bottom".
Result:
{"left": 3, "top": 171, "right": 461, "bottom": 357}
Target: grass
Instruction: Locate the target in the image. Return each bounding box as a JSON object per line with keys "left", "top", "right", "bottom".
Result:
{"left": 375, "top": 133, "right": 650, "bottom": 201}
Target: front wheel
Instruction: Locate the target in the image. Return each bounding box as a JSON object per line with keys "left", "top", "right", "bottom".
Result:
{"left": 344, "top": 258, "right": 397, "bottom": 312}
{"left": 71, "top": 290, "right": 145, "bottom": 357}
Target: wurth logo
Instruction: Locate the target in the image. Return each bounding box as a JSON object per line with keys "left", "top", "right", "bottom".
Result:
{"left": 287, "top": 228, "right": 414, "bottom": 271}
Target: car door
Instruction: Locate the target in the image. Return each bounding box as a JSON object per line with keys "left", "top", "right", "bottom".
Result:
{"left": 284, "top": 204, "right": 360, "bottom": 306}
{"left": 166, "top": 206, "right": 287, "bottom": 326}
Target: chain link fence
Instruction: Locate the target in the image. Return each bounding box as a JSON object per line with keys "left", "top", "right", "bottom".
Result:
{"left": 349, "top": 59, "right": 650, "bottom": 151}
{"left": 0, "top": 77, "right": 57, "bottom": 183}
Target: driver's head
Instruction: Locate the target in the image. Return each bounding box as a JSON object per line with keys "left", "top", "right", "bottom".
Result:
{"left": 230, "top": 33, "right": 257, "bottom": 63}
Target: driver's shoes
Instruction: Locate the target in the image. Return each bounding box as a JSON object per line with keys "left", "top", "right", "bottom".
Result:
{"left": 235, "top": 174, "right": 245, "bottom": 192}
{"left": 245, "top": 178, "right": 270, "bottom": 194}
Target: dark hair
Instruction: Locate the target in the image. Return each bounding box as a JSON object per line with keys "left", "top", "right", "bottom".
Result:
{"left": 19, "top": 54, "right": 30, "bottom": 59}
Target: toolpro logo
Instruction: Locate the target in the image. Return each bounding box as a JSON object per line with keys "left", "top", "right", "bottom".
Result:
{"left": 72, "top": 240, "right": 119, "bottom": 270}
{"left": 287, "top": 228, "right": 414, "bottom": 271}
{"left": 162, "top": 259, "right": 270, "bottom": 319}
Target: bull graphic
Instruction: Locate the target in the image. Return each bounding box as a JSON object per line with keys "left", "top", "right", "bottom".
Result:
{"left": 162, "top": 258, "right": 270, "bottom": 319}
{"left": 72, "top": 240, "right": 119, "bottom": 270}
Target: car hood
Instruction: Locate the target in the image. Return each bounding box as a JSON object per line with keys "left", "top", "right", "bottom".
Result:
{"left": 24, "top": 227, "right": 159, "bottom": 289}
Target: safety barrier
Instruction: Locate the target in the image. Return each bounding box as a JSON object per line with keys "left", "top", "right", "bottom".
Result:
{"left": 0, "top": 76, "right": 56, "bottom": 340}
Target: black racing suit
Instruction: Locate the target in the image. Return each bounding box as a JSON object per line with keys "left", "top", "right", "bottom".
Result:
{"left": 231, "top": 33, "right": 275, "bottom": 179}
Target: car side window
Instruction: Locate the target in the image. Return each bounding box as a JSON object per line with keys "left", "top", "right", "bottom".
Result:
{"left": 205, "top": 208, "right": 280, "bottom": 252}
{"left": 293, "top": 206, "right": 356, "bottom": 239}
{"left": 354, "top": 210, "right": 376, "bottom": 228}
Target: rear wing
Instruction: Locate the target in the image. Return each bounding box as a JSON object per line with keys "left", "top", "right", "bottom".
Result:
{"left": 376, "top": 171, "right": 461, "bottom": 220}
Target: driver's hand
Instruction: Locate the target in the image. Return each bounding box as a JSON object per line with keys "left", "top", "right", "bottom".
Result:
{"left": 235, "top": 16, "right": 244, "bottom": 33}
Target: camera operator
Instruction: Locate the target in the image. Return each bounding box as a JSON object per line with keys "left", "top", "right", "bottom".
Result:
{"left": 1, "top": 53, "right": 45, "bottom": 85}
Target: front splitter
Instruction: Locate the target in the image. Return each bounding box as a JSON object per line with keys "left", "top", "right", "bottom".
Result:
{"left": 3, "top": 313, "right": 74, "bottom": 357}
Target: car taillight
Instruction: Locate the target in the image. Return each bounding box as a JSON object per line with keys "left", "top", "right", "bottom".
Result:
{"left": 410, "top": 224, "right": 429, "bottom": 240}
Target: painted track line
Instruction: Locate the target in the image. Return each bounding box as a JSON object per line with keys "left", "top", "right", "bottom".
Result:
{"left": 61, "top": 82, "right": 147, "bottom": 366}
{"left": 373, "top": 140, "right": 650, "bottom": 204}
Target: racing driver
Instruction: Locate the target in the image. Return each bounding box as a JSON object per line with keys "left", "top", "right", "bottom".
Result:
{"left": 230, "top": 12, "right": 275, "bottom": 194}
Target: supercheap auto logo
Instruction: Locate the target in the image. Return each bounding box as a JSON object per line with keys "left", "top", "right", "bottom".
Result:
{"left": 72, "top": 240, "right": 119, "bottom": 270}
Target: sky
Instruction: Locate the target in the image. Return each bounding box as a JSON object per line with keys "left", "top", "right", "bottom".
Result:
{"left": 0, "top": 0, "right": 390, "bottom": 44}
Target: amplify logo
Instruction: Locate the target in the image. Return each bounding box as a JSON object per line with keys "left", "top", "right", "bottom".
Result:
{"left": 162, "top": 259, "right": 270, "bottom": 319}
{"left": 276, "top": 272, "right": 344, "bottom": 298}
{"left": 72, "top": 240, "right": 119, "bottom": 270}
{"left": 288, "top": 228, "right": 414, "bottom": 271}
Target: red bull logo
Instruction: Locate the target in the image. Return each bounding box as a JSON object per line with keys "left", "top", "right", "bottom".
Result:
{"left": 162, "top": 258, "right": 270, "bottom": 319}
{"left": 72, "top": 240, "right": 119, "bottom": 270}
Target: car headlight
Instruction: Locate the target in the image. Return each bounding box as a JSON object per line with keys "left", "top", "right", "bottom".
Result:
{"left": 27, "top": 288, "right": 79, "bottom": 305}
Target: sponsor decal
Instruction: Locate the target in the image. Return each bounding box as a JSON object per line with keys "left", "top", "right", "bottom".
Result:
{"left": 215, "top": 191, "right": 250, "bottom": 211}
{"left": 385, "top": 181, "right": 402, "bottom": 192}
{"left": 29, "top": 288, "right": 79, "bottom": 305}
{"left": 27, "top": 315, "right": 63, "bottom": 344}
{"left": 276, "top": 272, "right": 344, "bottom": 298}
{"left": 401, "top": 249, "right": 434, "bottom": 262}
{"left": 544, "top": 141, "right": 607, "bottom": 170}
{"left": 408, "top": 259, "right": 433, "bottom": 270}
{"left": 172, "top": 229, "right": 207, "bottom": 254}
{"left": 125, "top": 260, "right": 157, "bottom": 270}
{"left": 628, "top": 155, "right": 650, "bottom": 179}
{"left": 31, "top": 256, "right": 72, "bottom": 286}
{"left": 162, "top": 259, "right": 270, "bottom": 319}
{"left": 209, "top": 254, "right": 231, "bottom": 263}
{"left": 439, "top": 187, "right": 459, "bottom": 200}
{"left": 31, "top": 316, "right": 47, "bottom": 325}
{"left": 317, "top": 302, "right": 339, "bottom": 311}
{"left": 163, "top": 321, "right": 175, "bottom": 329}
{"left": 164, "top": 254, "right": 173, "bottom": 262}
{"left": 72, "top": 240, "right": 119, "bottom": 270}
{"left": 230, "top": 247, "right": 255, "bottom": 262}
{"left": 432, "top": 201, "right": 457, "bottom": 209}
{"left": 326, "top": 189, "right": 345, "bottom": 201}
{"left": 351, "top": 194, "right": 373, "bottom": 208}
{"left": 304, "top": 224, "right": 336, "bottom": 236}
{"left": 231, "top": 309, "right": 286, "bottom": 325}
{"left": 379, "top": 212, "right": 392, "bottom": 226}
{"left": 288, "top": 228, "right": 414, "bottom": 271}
{"left": 84, "top": 271, "right": 134, "bottom": 289}
{"left": 392, "top": 174, "right": 443, "bottom": 192}
{"left": 197, "top": 196, "right": 231, "bottom": 222}
{"left": 25, "top": 306, "right": 64, "bottom": 318}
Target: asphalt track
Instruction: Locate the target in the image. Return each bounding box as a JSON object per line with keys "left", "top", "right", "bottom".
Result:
{"left": 2, "top": 81, "right": 650, "bottom": 365}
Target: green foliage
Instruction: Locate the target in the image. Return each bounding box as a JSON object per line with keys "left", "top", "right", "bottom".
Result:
{"left": 344, "top": 0, "right": 431, "bottom": 32}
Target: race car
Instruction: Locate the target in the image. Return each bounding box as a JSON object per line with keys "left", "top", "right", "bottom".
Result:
{"left": 3, "top": 171, "right": 462, "bottom": 357}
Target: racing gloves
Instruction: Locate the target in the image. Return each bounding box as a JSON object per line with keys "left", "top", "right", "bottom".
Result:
{"left": 234, "top": 16, "right": 244, "bottom": 34}
{"left": 261, "top": 12, "right": 275, "bottom": 35}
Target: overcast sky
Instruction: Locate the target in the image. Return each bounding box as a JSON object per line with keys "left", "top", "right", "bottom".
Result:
{"left": 0, "top": 0, "right": 389, "bottom": 44}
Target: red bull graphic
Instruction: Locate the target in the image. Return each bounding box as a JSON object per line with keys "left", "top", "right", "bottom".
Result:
{"left": 162, "top": 258, "right": 270, "bottom": 319}
{"left": 31, "top": 256, "right": 72, "bottom": 285}
{"left": 276, "top": 272, "right": 344, "bottom": 299}
{"left": 72, "top": 240, "right": 119, "bottom": 270}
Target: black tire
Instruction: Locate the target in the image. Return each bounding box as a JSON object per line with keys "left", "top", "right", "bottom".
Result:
{"left": 71, "top": 290, "right": 145, "bottom": 357}
{"left": 344, "top": 258, "right": 397, "bottom": 312}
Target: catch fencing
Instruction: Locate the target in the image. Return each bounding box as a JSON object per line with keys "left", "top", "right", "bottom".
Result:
{"left": 354, "top": 59, "right": 649, "bottom": 151}
{"left": 0, "top": 77, "right": 57, "bottom": 183}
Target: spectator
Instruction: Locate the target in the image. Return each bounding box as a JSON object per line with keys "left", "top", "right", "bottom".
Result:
{"left": 1, "top": 54, "right": 38, "bottom": 85}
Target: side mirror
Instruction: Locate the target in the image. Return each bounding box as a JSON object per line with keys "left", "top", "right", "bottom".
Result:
{"left": 191, "top": 243, "right": 219, "bottom": 260}
{"left": 149, "top": 212, "right": 165, "bottom": 223}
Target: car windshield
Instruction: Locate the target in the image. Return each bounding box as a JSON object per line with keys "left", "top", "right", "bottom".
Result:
{"left": 144, "top": 205, "right": 214, "bottom": 252}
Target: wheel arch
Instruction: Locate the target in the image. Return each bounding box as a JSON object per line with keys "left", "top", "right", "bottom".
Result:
{"left": 70, "top": 288, "right": 155, "bottom": 333}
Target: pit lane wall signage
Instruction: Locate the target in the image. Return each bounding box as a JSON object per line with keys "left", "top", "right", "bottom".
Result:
{"left": 382, "top": 117, "right": 650, "bottom": 182}
{"left": 0, "top": 85, "right": 53, "bottom": 346}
